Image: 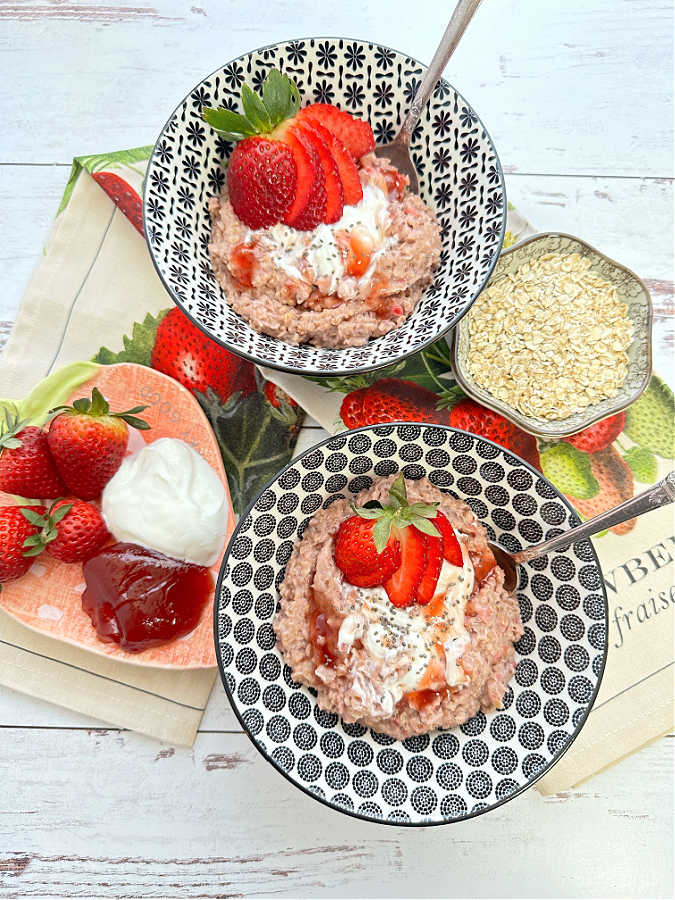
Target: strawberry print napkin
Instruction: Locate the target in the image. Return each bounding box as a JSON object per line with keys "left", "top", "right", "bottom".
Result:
{"left": 0, "top": 148, "right": 303, "bottom": 745}
{"left": 264, "top": 209, "right": 675, "bottom": 794}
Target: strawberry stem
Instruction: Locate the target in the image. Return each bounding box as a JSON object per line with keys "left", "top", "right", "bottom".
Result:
{"left": 352, "top": 473, "right": 440, "bottom": 551}
{"left": 49, "top": 388, "right": 150, "bottom": 430}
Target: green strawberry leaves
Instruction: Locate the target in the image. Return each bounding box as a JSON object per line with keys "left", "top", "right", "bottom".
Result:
{"left": 93, "top": 310, "right": 169, "bottom": 367}
{"left": 20, "top": 501, "right": 74, "bottom": 557}
{"left": 201, "top": 69, "right": 301, "bottom": 141}
{"left": 0, "top": 404, "right": 27, "bottom": 449}
{"left": 623, "top": 446, "right": 658, "bottom": 483}
{"left": 50, "top": 387, "right": 150, "bottom": 430}
{"left": 352, "top": 473, "right": 441, "bottom": 552}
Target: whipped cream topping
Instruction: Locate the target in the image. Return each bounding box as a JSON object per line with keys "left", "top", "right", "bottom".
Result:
{"left": 101, "top": 438, "right": 228, "bottom": 567}
{"left": 249, "top": 183, "right": 392, "bottom": 294}
{"left": 334, "top": 546, "right": 475, "bottom": 718}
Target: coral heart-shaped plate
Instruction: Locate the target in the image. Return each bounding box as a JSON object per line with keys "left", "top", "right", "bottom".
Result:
{"left": 0, "top": 363, "right": 234, "bottom": 668}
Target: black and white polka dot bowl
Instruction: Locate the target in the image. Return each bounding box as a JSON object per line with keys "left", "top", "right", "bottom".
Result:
{"left": 144, "top": 38, "right": 506, "bottom": 376}
{"left": 214, "top": 424, "right": 608, "bottom": 826}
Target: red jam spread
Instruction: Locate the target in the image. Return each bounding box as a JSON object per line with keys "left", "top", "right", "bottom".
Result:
{"left": 229, "top": 241, "right": 257, "bottom": 287}
{"left": 82, "top": 542, "right": 212, "bottom": 652}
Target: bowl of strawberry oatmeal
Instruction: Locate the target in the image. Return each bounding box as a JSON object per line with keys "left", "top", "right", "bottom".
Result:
{"left": 145, "top": 38, "right": 506, "bottom": 376}
{"left": 214, "top": 424, "right": 608, "bottom": 825}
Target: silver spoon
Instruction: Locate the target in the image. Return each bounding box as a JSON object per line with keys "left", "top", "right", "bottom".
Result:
{"left": 373, "top": 0, "right": 484, "bottom": 192}
{"left": 491, "top": 471, "right": 675, "bottom": 593}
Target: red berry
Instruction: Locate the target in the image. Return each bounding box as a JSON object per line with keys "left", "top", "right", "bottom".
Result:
{"left": 449, "top": 398, "right": 540, "bottom": 470}
{"left": 334, "top": 516, "right": 401, "bottom": 587}
{"left": 44, "top": 498, "right": 110, "bottom": 564}
{"left": 563, "top": 412, "right": 626, "bottom": 454}
{"left": 340, "top": 379, "right": 449, "bottom": 429}
{"left": 47, "top": 388, "right": 147, "bottom": 501}
{"left": 0, "top": 427, "right": 67, "bottom": 499}
{"left": 298, "top": 118, "right": 363, "bottom": 207}
{"left": 298, "top": 103, "right": 375, "bottom": 160}
{"left": 384, "top": 525, "right": 426, "bottom": 608}
{"left": 296, "top": 121, "right": 344, "bottom": 224}
{"left": 415, "top": 532, "right": 444, "bottom": 605}
{"left": 227, "top": 136, "right": 297, "bottom": 230}
{"left": 92, "top": 172, "right": 143, "bottom": 234}
{"left": 0, "top": 506, "right": 43, "bottom": 583}
{"left": 432, "top": 512, "right": 463, "bottom": 567}
{"left": 151, "top": 308, "right": 253, "bottom": 404}
{"left": 279, "top": 126, "right": 327, "bottom": 230}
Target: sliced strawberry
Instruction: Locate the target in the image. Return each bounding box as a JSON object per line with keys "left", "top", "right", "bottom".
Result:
{"left": 297, "top": 118, "right": 363, "bottom": 207}
{"left": 334, "top": 516, "right": 401, "bottom": 588}
{"left": 416, "top": 532, "right": 443, "bottom": 605}
{"left": 277, "top": 125, "right": 326, "bottom": 230}
{"left": 384, "top": 525, "right": 426, "bottom": 608}
{"left": 296, "top": 121, "right": 344, "bottom": 224}
{"left": 432, "top": 513, "right": 463, "bottom": 567}
{"left": 298, "top": 103, "right": 375, "bottom": 160}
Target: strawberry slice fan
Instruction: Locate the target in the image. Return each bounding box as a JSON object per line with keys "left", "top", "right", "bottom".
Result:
{"left": 200, "top": 70, "right": 375, "bottom": 231}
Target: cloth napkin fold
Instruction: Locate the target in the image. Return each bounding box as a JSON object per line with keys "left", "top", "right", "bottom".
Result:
{"left": 0, "top": 150, "right": 303, "bottom": 745}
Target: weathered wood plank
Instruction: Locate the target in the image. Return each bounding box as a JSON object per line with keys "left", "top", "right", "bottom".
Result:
{"left": 0, "top": 0, "right": 672, "bottom": 178}
{"left": 0, "top": 729, "right": 671, "bottom": 898}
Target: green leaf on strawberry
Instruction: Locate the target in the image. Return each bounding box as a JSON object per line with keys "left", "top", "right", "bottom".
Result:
{"left": 202, "top": 70, "right": 300, "bottom": 140}
{"left": 622, "top": 446, "right": 658, "bottom": 483}
{"left": 540, "top": 443, "right": 599, "bottom": 499}
{"left": 352, "top": 473, "right": 441, "bottom": 552}
{"left": 92, "top": 310, "right": 169, "bottom": 367}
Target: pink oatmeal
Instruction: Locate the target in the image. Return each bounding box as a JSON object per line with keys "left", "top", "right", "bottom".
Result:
{"left": 208, "top": 155, "right": 441, "bottom": 348}
{"left": 275, "top": 476, "right": 524, "bottom": 739}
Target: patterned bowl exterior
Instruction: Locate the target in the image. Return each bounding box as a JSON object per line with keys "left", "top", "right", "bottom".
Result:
{"left": 144, "top": 37, "right": 506, "bottom": 376}
{"left": 214, "top": 424, "right": 608, "bottom": 826}
{"left": 453, "top": 232, "right": 653, "bottom": 438}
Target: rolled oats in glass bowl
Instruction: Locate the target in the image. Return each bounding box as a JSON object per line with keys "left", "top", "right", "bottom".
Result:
{"left": 452, "top": 232, "right": 653, "bottom": 439}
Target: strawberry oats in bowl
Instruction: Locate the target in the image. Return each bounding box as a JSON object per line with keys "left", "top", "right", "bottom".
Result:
{"left": 275, "top": 473, "right": 522, "bottom": 738}
{"left": 144, "top": 38, "right": 505, "bottom": 376}
{"left": 204, "top": 72, "right": 441, "bottom": 348}
{"left": 214, "top": 424, "right": 608, "bottom": 825}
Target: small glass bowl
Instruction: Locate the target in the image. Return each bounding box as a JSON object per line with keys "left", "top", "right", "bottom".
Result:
{"left": 452, "top": 231, "right": 653, "bottom": 439}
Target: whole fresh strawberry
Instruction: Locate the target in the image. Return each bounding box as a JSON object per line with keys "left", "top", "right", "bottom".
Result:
{"left": 202, "top": 68, "right": 374, "bottom": 230}
{"left": 340, "top": 379, "right": 449, "bottom": 429}
{"left": 47, "top": 388, "right": 149, "bottom": 500}
{"left": 0, "top": 408, "right": 66, "bottom": 499}
{"left": 0, "top": 505, "right": 44, "bottom": 584}
{"left": 449, "top": 398, "right": 540, "bottom": 469}
{"left": 92, "top": 172, "right": 143, "bottom": 234}
{"left": 151, "top": 307, "right": 256, "bottom": 404}
{"left": 563, "top": 412, "right": 625, "bottom": 453}
{"left": 23, "top": 499, "right": 110, "bottom": 563}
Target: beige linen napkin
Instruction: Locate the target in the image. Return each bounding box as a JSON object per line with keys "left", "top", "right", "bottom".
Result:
{"left": 0, "top": 172, "right": 215, "bottom": 745}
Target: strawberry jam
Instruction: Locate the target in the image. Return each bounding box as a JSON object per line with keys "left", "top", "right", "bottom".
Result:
{"left": 229, "top": 241, "right": 257, "bottom": 287}
{"left": 82, "top": 542, "right": 212, "bottom": 652}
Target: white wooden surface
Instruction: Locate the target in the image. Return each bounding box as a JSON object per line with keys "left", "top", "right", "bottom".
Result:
{"left": 0, "top": 1, "right": 673, "bottom": 897}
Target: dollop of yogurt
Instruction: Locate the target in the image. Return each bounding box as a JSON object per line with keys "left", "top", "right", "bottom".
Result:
{"left": 101, "top": 438, "right": 228, "bottom": 566}
{"left": 336, "top": 545, "right": 475, "bottom": 717}
{"left": 251, "top": 183, "right": 392, "bottom": 294}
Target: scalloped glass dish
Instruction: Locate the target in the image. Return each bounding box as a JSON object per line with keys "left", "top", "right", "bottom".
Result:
{"left": 452, "top": 232, "right": 653, "bottom": 439}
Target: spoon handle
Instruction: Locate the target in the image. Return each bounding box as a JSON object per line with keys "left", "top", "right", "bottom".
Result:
{"left": 397, "top": 0, "right": 484, "bottom": 144}
{"left": 514, "top": 471, "right": 675, "bottom": 564}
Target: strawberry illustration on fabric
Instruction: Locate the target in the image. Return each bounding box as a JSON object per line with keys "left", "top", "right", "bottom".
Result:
{"left": 92, "top": 172, "right": 143, "bottom": 234}
{"left": 340, "top": 378, "right": 449, "bottom": 429}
